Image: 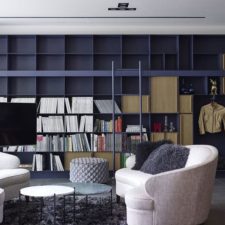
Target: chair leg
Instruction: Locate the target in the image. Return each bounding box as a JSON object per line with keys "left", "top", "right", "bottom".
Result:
{"left": 25, "top": 196, "right": 30, "bottom": 202}
{"left": 116, "top": 195, "right": 121, "bottom": 203}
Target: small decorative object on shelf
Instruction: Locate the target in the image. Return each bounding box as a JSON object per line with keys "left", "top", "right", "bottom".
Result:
{"left": 180, "top": 79, "right": 188, "bottom": 94}
{"left": 169, "top": 122, "right": 176, "bottom": 132}
{"left": 210, "top": 79, "right": 217, "bottom": 96}
{"left": 153, "top": 122, "right": 162, "bottom": 132}
{"left": 164, "top": 116, "right": 168, "bottom": 132}
{"left": 188, "top": 83, "right": 194, "bottom": 94}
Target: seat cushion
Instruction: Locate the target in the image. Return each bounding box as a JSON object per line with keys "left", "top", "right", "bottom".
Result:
{"left": 140, "top": 144, "right": 190, "bottom": 175}
{"left": 116, "top": 168, "right": 152, "bottom": 187}
{"left": 0, "top": 169, "right": 30, "bottom": 188}
{"left": 125, "top": 187, "right": 154, "bottom": 211}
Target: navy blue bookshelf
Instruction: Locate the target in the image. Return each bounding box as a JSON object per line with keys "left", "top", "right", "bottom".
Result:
{"left": 1, "top": 34, "right": 225, "bottom": 176}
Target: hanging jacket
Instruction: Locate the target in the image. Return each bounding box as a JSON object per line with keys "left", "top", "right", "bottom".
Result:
{"left": 198, "top": 102, "right": 225, "bottom": 135}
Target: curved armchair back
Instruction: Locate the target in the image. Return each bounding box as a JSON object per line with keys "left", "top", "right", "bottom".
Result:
{"left": 0, "top": 152, "right": 20, "bottom": 169}
{"left": 144, "top": 145, "right": 218, "bottom": 225}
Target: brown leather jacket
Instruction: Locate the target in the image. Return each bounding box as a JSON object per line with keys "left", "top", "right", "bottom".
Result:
{"left": 198, "top": 103, "right": 225, "bottom": 134}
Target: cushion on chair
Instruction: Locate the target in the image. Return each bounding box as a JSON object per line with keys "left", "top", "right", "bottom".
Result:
{"left": 140, "top": 144, "right": 190, "bottom": 174}
{"left": 133, "top": 140, "right": 173, "bottom": 170}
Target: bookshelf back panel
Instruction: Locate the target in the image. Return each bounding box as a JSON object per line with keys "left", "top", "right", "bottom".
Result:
{"left": 0, "top": 77, "right": 7, "bottom": 95}
{"left": 8, "top": 77, "right": 36, "bottom": 95}
{"left": 0, "top": 36, "right": 8, "bottom": 54}
{"left": 65, "top": 77, "right": 93, "bottom": 95}
{"left": 37, "top": 36, "right": 65, "bottom": 54}
{"left": 65, "top": 35, "right": 93, "bottom": 54}
{"left": 37, "top": 77, "right": 65, "bottom": 95}
{"left": 8, "top": 36, "right": 36, "bottom": 54}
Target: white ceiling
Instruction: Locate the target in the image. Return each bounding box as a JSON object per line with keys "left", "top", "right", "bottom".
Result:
{"left": 0, "top": 0, "right": 225, "bottom": 34}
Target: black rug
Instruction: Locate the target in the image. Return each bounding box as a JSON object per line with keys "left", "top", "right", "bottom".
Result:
{"left": 3, "top": 196, "right": 127, "bottom": 225}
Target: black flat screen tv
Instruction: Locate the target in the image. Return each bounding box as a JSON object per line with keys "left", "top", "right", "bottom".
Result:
{"left": 0, "top": 103, "right": 36, "bottom": 146}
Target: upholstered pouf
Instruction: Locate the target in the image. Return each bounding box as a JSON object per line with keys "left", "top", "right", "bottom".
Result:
{"left": 0, "top": 188, "right": 5, "bottom": 223}
{"left": 70, "top": 157, "right": 109, "bottom": 183}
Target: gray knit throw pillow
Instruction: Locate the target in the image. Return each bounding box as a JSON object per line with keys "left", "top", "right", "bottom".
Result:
{"left": 140, "top": 144, "right": 190, "bottom": 174}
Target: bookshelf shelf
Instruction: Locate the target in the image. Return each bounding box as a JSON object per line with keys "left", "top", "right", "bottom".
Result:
{"left": 1, "top": 34, "right": 225, "bottom": 176}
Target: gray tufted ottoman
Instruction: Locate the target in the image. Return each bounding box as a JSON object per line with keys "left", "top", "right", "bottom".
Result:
{"left": 70, "top": 157, "right": 109, "bottom": 183}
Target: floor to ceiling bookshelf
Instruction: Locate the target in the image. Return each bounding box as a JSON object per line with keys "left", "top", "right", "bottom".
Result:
{"left": 1, "top": 35, "right": 225, "bottom": 177}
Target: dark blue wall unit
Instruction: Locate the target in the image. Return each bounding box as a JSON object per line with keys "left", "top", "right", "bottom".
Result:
{"left": 1, "top": 34, "right": 225, "bottom": 177}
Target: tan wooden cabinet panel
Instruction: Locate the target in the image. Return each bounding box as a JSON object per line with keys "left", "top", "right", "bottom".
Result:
{"left": 179, "top": 95, "right": 193, "bottom": 113}
{"left": 94, "top": 152, "right": 121, "bottom": 171}
{"left": 222, "top": 77, "right": 225, "bottom": 94}
{"left": 122, "top": 95, "right": 150, "bottom": 113}
{"left": 64, "top": 152, "right": 121, "bottom": 171}
{"left": 64, "top": 152, "right": 93, "bottom": 171}
{"left": 151, "top": 132, "right": 178, "bottom": 144}
{"left": 151, "top": 76, "right": 178, "bottom": 113}
{"left": 179, "top": 114, "right": 193, "bottom": 145}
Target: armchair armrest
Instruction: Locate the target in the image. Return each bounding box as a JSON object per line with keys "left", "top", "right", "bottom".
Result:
{"left": 0, "top": 152, "right": 20, "bottom": 169}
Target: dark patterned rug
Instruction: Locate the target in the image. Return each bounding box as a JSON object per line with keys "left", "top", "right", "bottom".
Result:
{"left": 3, "top": 196, "right": 127, "bottom": 225}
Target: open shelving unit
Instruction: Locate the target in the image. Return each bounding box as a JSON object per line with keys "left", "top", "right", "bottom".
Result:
{"left": 1, "top": 34, "right": 225, "bottom": 177}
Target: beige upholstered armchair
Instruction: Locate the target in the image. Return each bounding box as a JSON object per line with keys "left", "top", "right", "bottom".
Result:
{"left": 116, "top": 145, "right": 218, "bottom": 225}
{"left": 0, "top": 152, "right": 30, "bottom": 201}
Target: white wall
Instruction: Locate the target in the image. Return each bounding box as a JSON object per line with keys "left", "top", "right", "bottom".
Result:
{"left": 0, "top": 0, "right": 225, "bottom": 34}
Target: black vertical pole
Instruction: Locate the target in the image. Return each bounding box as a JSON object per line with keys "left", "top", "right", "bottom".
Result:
{"left": 139, "top": 61, "right": 142, "bottom": 142}
{"left": 112, "top": 61, "right": 115, "bottom": 174}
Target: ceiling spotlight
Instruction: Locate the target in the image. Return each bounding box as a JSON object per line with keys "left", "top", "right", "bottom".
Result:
{"left": 108, "top": 3, "right": 136, "bottom": 11}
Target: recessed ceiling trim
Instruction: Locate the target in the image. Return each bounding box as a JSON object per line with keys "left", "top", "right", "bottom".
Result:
{"left": 0, "top": 17, "right": 206, "bottom": 19}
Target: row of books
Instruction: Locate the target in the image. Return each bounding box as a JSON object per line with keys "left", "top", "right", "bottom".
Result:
{"left": 94, "top": 117, "right": 122, "bottom": 132}
{"left": 0, "top": 97, "right": 36, "bottom": 103}
{"left": 92, "top": 134, "right": 123, "bottom": 152}
{"left": 37, "top": 116, "right": 64, "bottom": 132}
{"left": 65, "top": 115, "right": 93, "bottom": 132}
{"left": 123, "top": 134, "right": 149, "bottom": 153}
{"left": 37, "top": 115, "right": 94, "bottom": 133}
{"left": 36, "top": 135, "right": 64, "bottom": 152}
{"left": 126, "top": 125, "right": 147, "bottom": 133}
{"left": 3, "top": 145, "right": 36, "bottom": 152}
{"left": 94, "top": 99, "right": 121, "bottom": 113}
{"left": 39, "top": 97, "right": 64, "bottom": 114}
{"left": 65, "top": 134, "right": 91, "bottom": 152}
{"left": 32, "top": 153, "right": 64, "bottom": 171}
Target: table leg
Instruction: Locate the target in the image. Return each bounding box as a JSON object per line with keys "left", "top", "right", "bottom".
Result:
{"left": 73, "top": 188, "right": 75, "bottom": 223}
{"left": 40, "top": 197, "right": 43, "bottom": 221}
{"left": 19, "top": 192, "right": 21, "bottom": 225}
{"left": 63, "top": 195, "right": 65, "bottom": 224}
{"left": 54, "top": 194, "right": 56, "bottom": 225}
{"left": 110, "top": 189, "right": 113, "bottom": 216}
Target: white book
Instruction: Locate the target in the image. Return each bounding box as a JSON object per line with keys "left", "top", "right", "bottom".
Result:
{"left": 7, "top": 146, "right": 17, "bottom": 152}
{"left": 79, "top": 116, "right": 86, "bottom": 132}
{"left": 50, "top": 153, "right": 53, "bottom": 171}
{"left": 0, "top": 97, "right": 7, "bottom": 102}
{"left": 65, "top": 98, "right": 72, "bottom": 113}
{"left": 11, "top": 98, "right": 35, "bottom": 103}
{"left": 37, "top": 116, "right": 42, "bottom": 133}
{"left": 32, "top": 154, "right": 36, "bottom": 171}
{"left": 57, "top": 98, "right": 64, "bottom": 114}
{"left": 85, "top": 116, "right": 93, "bottom": 132}
{"left": 83, "top": 133, "right": 91, "bottom": 151}
{"left": 65, "top": 116, "right": 71, "bottom": 132}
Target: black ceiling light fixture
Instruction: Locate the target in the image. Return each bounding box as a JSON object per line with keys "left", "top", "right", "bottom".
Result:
{"left": 108, "top": 3, "right": 136, "bottom": 11}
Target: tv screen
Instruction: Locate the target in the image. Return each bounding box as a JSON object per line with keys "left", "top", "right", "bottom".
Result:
{"left": 0, "top": 103, "right": 36, "bottom": 146}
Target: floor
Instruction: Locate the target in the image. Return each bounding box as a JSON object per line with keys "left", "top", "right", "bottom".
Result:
{"left": 30, "top": 177, "right": 225, "bottom": 225}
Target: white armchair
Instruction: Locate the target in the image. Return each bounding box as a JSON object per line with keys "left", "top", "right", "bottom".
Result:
{"left": 0, "top": 152, "right": 30, "bottom": 201}
{"left": 116, "top": 145, "right": 218, "bottom": 225}
{"left": 0, "top": 188, "right": 4, "bottom": 223}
